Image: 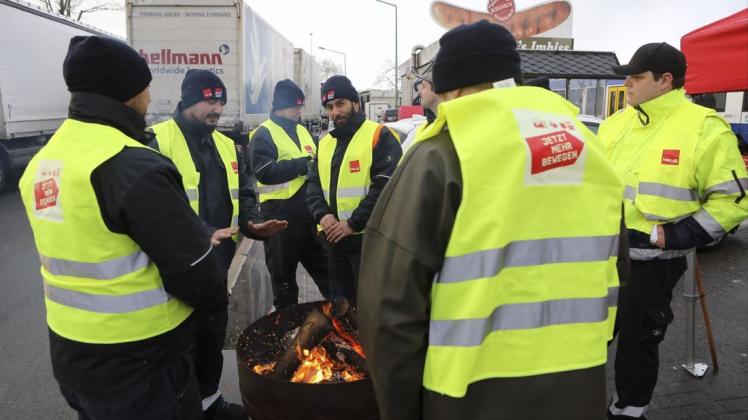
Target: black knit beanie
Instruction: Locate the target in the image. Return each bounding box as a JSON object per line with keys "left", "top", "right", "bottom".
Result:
{"left": 432, "top": 20, "right": 522, "bottom": 93}
{"left": 180, "top": 69, "right": 227, "bottom": 110}
{"left": 63, "top": 36, "right": 152, "bottom": 102}
{"left": 272, "top": 79, "right": 305, "bottom": 111}
{"left": 320, "top": 75, "right": 359, "bottom": 106}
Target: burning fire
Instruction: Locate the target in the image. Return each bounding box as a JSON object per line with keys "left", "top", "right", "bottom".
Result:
{"left": 291, "top": 347, "right": 334, "bottom": 383}
{"left": 322, "top": 303, "right": 366, "bottom": 359}
{"left": 253, "top": 361, "right": 276, "bottom": 375}
{"left": 252, "top": 302, "right": 368, "bottom": 383}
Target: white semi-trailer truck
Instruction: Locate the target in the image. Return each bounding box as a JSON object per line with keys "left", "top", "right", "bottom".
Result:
{"left": 0, "top": 0, "right": 117, "bottom": 190}
{"left": 126, "top": 0, "right": 322, "bottom": 135}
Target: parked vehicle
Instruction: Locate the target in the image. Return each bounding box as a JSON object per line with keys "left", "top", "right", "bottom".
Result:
{"left": 0, "top": 0, "right": 116, "bottom": 190}
{"left": 366, "top": 102, "right": 390, "bottom": 123}
{"left": 578, "top": 114, "right": 602, "bottom": 133}
{"left": 126, "top": 0, "right": 322, "bottom": 134}
{"left": 385, "top": 114, "right": 427, "bottom": 152}
{"left": 380, "top": 109, "right": 398, "bottom": 123}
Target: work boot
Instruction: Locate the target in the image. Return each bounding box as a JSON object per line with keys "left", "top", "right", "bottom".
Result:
{"left": 203, "top": 395, "right": 246, "bottom": 420}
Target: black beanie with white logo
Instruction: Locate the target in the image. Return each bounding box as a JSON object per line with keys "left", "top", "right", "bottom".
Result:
{"left": 179, "top": 69, "right": 227, "bottom": 110}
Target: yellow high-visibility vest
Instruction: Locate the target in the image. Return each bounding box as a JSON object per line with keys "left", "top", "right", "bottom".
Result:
{"left": 249, "top": 119, "right": 316, "bottom": 202}
{"left": 419, "top": 87, "right": 623, "bottom": 397}
{"left": 19, "top": 119, "right": 193, "bottom": 344}
{"left": 151, "top": 119, "right": 240, "bottom": 231}
{"left": 317, "top": 121, "right": 386, "bottom": 228}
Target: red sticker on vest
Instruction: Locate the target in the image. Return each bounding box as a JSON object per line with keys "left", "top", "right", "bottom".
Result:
{"left": 231, "top": 161, "right": 238, "bottom": 174}
{"left": 525, "top": 130, "right": 584, "bottom": 174}
{"left": 304, "top": 145, "right": 314, "bottom": 155}
{"left": 661, "top": 149, "right": 680, "bottom": 165}
{"left": 349, "top": 160, "right": 361, "bottom": 173}
{"left": 34, "top": 179, "right": 59, "bottom": 210}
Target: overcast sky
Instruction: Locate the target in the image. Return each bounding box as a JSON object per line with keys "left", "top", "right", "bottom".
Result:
{"left": 69, "top": 0, "right": 747, "bottom": 90}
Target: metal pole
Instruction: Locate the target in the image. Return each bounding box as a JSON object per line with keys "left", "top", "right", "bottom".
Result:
{"left": 375, "top": 0, "right": 398, "bottom": 107}
{"left": 394, "top": 3, "right": 398, "bottom": 107}
{"left": 694, "top": 255, "right": 719, "bottom": 370}
{"left": 318, "top": 46, "right": 346, "bottom": 76}
{"left": 682, "top": 251, "right": 708, "bottom": 377}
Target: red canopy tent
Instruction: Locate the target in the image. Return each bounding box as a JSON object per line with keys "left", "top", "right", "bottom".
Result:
{"left": 680, "top": 8, "right": 748, "bottom": 95}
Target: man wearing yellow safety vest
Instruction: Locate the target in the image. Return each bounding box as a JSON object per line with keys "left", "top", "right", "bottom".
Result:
{"left": 601, "top": 43, "right": 748, "bottom": 420}
{"left": 358, "top": 20, "right": 630, "bottom": 420}
{"left": 307, "top": 75, "right": 402, "bottom": 305}
{"left": 248, "top": 79, "right": 332, "bottom": 309}
{"left": 19, "top": 36, "right": 227, "bottom": 419}
{"left": 151, "top": 69, "right": 286, "bottom": 420}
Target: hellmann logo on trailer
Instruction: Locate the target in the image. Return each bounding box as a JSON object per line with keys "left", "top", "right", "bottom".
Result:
{"left": 138, "top": 44, "right": 229, "bottom": 65}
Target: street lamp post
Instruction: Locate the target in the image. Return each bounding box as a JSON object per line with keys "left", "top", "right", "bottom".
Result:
{"left": 318, "top": 46, "right": 347, "bottom": 76}
{"left": 375, "top": 0, "right": 398, "bottom": 108}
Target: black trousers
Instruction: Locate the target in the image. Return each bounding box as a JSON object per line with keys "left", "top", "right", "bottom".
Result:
{"left": 59, "top": 354, "right": 201, "bottom": 420}
{"left": 326, "top": 234, "right": 362, "bottom": 305}
{"left": 263, "top": 222, "right": 331, "bottom": 309}
{"left": 610, "top": 256, "right": 688, "bottom": 418}
{"left": 194, "top": 306, "right": 228, "bottom": 404}
{"left": 194, "top": 239, "right": 233, "bottom": 404}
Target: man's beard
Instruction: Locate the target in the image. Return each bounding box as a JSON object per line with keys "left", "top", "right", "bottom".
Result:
{"left": 199, "top": 113, "right": 221, "bottom": 132}
{"left": 333, "top": 107, "right": 356, "bottom": 128}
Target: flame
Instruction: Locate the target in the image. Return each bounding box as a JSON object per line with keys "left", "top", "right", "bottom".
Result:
{"left": 322, "top": 302, "right": 367, "bottom": 359}
{"left": 291, "top": 347, "right": 334, "bottom": 383}
{"left": 341, "top": 370, "right": 365, "bottom": 382}
{"left": 252, "top": 361, "right": 276, "bottom": 375}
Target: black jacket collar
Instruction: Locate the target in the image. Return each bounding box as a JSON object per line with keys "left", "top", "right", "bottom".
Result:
{"left": 68, "top": 92, "right": 153, "bottom": 144}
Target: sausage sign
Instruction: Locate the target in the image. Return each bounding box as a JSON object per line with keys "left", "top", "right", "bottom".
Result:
{"left": 431, "top": 0, "right": 573, "bottom": 43}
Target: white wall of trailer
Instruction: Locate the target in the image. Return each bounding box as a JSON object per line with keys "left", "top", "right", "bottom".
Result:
{"left": 127, "top": 0, "right": 241, "bottom": 127}
{"left": 0, "top": 0, "right": 113, "bottom": 139}
{"left": 241, "top": 3, "right": 294, "bottom": 128}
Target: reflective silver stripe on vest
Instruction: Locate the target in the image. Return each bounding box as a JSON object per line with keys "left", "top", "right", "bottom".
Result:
{"left": 437, "top": 235, "right": 619, "bottom": 284}
{"left": 257, "top": 182, "right": 289, "bottom": 194}
{"left": 692, "top": 208, "right": 726, "bottom": 239}
{"left": 40, "top": 251, "right": 150, "bottom": 280}
{"left": 230, "top": 188, "right": 239, "bottom": 200}
{"left": 232, "top": 216, "right": 239, "bottom": 226}
{"left": 702, "top": 177, "right": 748, "bottom": 199}
{"left": 629, "top": 247, "right": 692, "bottom": 261}
{"left": 44, "top": 282, "right": 170, "bottom": 314}
{"left": 638, "top": 182, "right": 698, "bottom": 202}
{"left": 624, "top": 185, "right": 636, "bottom": 201}
{"left": 323, "top": 189, "right": 330, "bottom": 202}
{"left": 429, "top": 286, "right": 618, "bottom": 347}
{"left": 338, "top": 210, "right": 354, "bottom": 220}
{"left": 185, "top": 188, "right": 198, "bottom": 201}
{"left": 337, "top": 186, "right": 368, "bottom": 198}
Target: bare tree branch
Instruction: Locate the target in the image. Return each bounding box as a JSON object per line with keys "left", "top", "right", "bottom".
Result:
{"left": 319, "top": 58, "right": 343, "bottom": 81}
{"left": 373, "top": 59, "right": 400, "bottom": 90}
{"left": 36, "top": 0, "right": 122, "bottom": 21}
